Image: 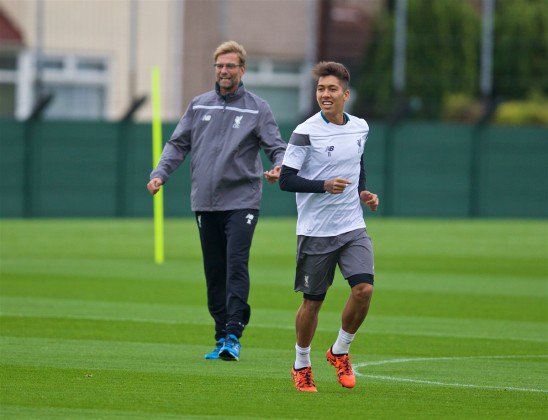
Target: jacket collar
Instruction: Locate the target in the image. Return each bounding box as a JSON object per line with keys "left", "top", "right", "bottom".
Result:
{"left": 215, "top": 82, "right": 245, "bottom": 102}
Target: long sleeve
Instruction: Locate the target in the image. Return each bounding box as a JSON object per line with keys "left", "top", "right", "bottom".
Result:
{"left": 255, "top": 101, "right": 287, "bottom": 167}
{"left": 279, "top": 165, "right": 325, "bottom": 193}
{"left": 150, "top": 103, "right": 193, "bottom": 183}
{"left": 358, "top": 155, "right": 366, "bottom": 193}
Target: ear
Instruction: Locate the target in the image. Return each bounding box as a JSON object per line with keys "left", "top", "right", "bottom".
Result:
{"left": 240, "top": 65, "right": 246, "bottom": 76}
{"left": 343, "top": 89, "right": 350, "bottom": 102}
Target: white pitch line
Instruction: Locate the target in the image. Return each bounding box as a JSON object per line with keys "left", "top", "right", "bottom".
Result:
{"left": 353, "top": 355, "right": 548, "bottom": 394}
{"left": 355, "top": 354, "right": 548, "bottom": 367}
{"left": 360, "top": 374, "right": 548, "bottom": 393}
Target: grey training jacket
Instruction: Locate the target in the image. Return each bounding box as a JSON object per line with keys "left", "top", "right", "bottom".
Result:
{"left": 150, "top": 83, "right": 287, "bottom": 212}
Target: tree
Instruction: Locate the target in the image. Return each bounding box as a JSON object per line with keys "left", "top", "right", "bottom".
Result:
{"left": 494, "top": 0, "right": 548, "bottom": 99}
{"left": 354, "top": 0, "right": 481, "bottom": 119}
{"left": 355, "top": 0, "right": 548, "bottom": 121}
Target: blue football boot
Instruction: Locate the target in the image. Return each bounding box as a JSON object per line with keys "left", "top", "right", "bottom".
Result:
{"left": 204, "top": 338, "right": 225, "bottom": 360}
{"left": 219, "top": 334, "right": 241, "bottom": 361}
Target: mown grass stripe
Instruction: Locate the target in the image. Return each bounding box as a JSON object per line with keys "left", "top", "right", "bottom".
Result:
{"left": 2, "top": 336, "right": 546, "bottom": 394}
{"left": 3, "top": 257, "right": 546, "bottom": 297}
{"left": 0, "top": 405, "right": 245, "bottom": 419}
{"left": 1, "top": 336, "right": 293, "bottom": 378}
{"left": 1, "top": 295, "right": 546, "bottom": 342}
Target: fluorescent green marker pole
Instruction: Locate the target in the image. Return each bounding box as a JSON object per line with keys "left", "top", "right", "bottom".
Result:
{"left": 151, "top": 66, "right": 165, "bottom": 264}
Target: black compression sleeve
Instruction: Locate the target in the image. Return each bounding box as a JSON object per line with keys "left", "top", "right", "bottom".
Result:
{"left": 358, "top": 155, "right": 366, "bottom": 193}
{"left": 279, "top": 165, "right": 325, "bottom": 193}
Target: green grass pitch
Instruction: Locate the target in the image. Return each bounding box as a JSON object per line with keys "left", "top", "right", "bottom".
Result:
{"left": 1, "top": 217, "right": 547, "bottom": 418}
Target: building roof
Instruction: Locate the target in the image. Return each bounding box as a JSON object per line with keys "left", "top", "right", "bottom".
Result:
{"left": 0, "top": 6, "right": 24, "bottom": 48}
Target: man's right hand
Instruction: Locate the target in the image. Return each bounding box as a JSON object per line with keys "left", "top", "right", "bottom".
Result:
{"left": 147, "top": 178, "right": 164, "bottom": 196}
{"left": 324, "top": 178, "right": 352, "bottom": 194}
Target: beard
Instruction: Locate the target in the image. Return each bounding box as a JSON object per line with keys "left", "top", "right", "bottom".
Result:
{"left": 218, "top": 77, "right": 237, "bottom": 90}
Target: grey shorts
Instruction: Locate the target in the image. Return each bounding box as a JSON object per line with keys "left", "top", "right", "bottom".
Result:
{"left": 294, "top": 228, "right": 374, "bottom": 299}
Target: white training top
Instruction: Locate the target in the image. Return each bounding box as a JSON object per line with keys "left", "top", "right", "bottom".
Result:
{"left": 282, "top": 111, "right": 370, "bottom": 237}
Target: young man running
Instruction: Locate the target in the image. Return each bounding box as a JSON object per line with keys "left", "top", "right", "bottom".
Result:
{"left": 279, "top": 61, "right": 379, "bottom": 392}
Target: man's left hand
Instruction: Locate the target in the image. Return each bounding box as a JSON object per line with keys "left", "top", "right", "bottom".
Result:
{"left": 264, "top": 166, "right": 281, "bottom": 183}
{"left": 360, "top": 190, "right": 379, "bottom": 211}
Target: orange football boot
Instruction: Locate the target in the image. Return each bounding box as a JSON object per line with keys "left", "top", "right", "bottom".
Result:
{"left": 291, "top": 366, "right": 318, "bottom": 392}
{"left": 326, "top": 347, "right": 356, "bottom": 388}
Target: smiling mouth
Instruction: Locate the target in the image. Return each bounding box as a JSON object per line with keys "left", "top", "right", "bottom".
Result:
{"left": 321, "top": 101, "right": 333, "bottom": 106}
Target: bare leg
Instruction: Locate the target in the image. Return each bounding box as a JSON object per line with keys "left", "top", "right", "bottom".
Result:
{"left": 296, "top": 299, "right": 323, "bottom": 347}
{"left": 341, "top": 283, "right": 373, "bottom": 334}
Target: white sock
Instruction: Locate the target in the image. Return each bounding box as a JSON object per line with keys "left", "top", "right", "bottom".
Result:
{"left": 294, "top": 344, "right": 311, "bottom": 369}
{"left": 332, "top": 328, "right": 355, "bottom": 355}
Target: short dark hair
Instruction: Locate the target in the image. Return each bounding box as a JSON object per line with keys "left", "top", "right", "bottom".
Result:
{"left": 312, "top": 61, "right": 350, "bottom": 90}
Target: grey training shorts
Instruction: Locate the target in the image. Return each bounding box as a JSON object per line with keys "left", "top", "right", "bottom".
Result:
{"left": 294, "top": 228, "right": 374, "bottom": 298}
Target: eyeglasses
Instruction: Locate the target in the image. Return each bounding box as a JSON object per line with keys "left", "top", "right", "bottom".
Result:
{"left": 213, "top": 63, "right": 242, "bottom": 70}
